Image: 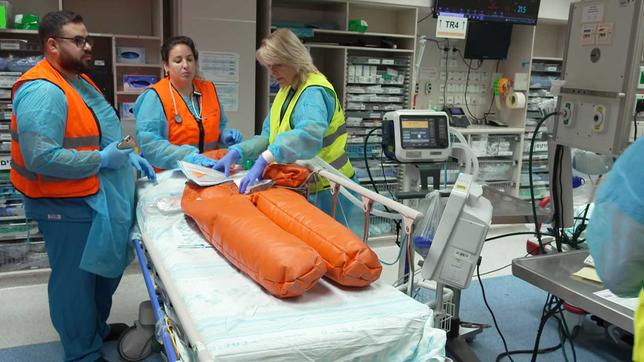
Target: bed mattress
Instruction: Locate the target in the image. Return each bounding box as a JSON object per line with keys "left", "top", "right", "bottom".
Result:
{"left": 135, "top": 170, "right": 447, "bottom": 361}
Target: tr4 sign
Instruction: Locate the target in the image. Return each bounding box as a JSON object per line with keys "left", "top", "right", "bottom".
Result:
{"left": 436, "top": 15, "right": 468, "bottom": 39}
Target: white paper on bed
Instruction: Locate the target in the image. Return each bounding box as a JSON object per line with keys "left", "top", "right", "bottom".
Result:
{"left": 136, "top": 170, "right": 447, "bottom": 362}
{"left": 177, "top": 160, "right": 232, "bottom": 186}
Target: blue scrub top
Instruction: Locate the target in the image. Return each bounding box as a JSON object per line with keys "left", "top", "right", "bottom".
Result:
{"left": 587, "top": 137, "right": 644, "bottom": 297}
{"left": 230, "top": 86, "right": 335, "bottom": 164}
{"left": 14, "top": 74, "right": 136, "bottom": 277}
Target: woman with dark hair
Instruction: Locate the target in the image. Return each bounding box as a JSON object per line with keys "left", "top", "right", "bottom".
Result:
{"left": 134, "top": 35, "right": 243, "bottom": 170}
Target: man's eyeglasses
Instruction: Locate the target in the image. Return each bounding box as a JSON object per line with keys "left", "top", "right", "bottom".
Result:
{"left": 54, "top": 35, "right": 94, "bottom": 48}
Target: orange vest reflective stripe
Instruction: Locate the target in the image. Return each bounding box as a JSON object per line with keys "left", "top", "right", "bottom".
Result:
{"left": 10, "top": 60, "right": 101, "bottom": 199}
{"left": 150, "top": 78, "right": 221, "bottom": 153}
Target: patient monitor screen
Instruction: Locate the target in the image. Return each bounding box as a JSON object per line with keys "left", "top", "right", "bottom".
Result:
{"left": 400, "top": 116, "right": 449, "bottom": 149}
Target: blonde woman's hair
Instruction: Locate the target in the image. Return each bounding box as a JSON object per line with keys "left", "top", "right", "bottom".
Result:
{"left": 256, "top": 28, "right": 319, "bottom": 89}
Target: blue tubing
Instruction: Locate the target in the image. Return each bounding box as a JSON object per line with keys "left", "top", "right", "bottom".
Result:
{"left": 133, "top": 239, "right": 178, "bottom": 362}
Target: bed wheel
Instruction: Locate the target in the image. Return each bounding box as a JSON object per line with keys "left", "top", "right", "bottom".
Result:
{"left": 118, "top": 301, "right": 162, "bottom": 361}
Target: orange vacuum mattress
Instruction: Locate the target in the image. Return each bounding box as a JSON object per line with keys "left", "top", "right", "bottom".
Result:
{"left": 181, "top": 164, "right": 382, "bottom": 298}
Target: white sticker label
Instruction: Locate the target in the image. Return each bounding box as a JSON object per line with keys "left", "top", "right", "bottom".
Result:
{"left": 0, "top": 156, "right": 9, "bottom": 170}
{"left": 581, "top": 23, "right": 597, "bottom": 46}
{"left": 0, "top": 42, "right": 19, "bottom": 50}
{"left": 582, "top": 3, "right": 604, "bottom": 23}
{"left": 595, "top": 23, "right": 614, "bottom": 45}
{"left": 436, "top": 15, "right": 468, "bottom": 39}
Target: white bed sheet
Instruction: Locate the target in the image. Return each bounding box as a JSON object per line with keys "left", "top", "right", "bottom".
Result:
{"left": 136, "top": 170, "right": 447, "bottom": 361}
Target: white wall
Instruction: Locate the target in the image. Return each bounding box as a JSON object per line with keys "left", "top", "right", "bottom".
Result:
{"left": 537, "top": 0, "right": 575, "bottom": 22}
{"left": 173, "top": 0, "right": 257, "bottom": 139}
{"left": 533, "top": 23, "right": 567, "bottom": 58}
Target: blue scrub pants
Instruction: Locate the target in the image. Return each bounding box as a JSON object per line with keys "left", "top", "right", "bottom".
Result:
{"left": 39, "top": 220, "right": 122, "bottom": 362}
{"left": 311, "top": 187, "right": 365, "bottom": 238}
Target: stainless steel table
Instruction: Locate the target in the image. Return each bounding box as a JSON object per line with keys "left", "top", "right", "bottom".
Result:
{"left": 512, "top": 250, "right": 635, "bottom": 333}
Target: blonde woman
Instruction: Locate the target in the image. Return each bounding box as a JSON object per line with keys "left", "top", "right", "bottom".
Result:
{"left": 214, "top": 28, "right": 361, "bottom": 234}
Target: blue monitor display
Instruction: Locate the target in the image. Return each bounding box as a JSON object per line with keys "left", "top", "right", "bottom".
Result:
{"left": 434, "top": 0, "right": 541, "bottom": 25}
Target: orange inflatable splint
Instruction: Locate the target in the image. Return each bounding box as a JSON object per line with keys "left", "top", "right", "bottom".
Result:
{"left": 202, "top": 149, "right": 229, "bottom": 161}
{"left": 252, "top": 188, "right": 382, "bottom": 287}
{"left": 181, "top": 183, "right": 326, "bottom": 298}
{"left": 263, "top": 164, "right": 310, "bottom": 187}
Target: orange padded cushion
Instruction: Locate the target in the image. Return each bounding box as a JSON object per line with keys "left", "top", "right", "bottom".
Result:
{"left": 263, "top": 164, "right": 310, "bottom": 187}
{"left": 181, "top": 183, "right": 326, "bottom": 298}
{"left": 202, "top": 149, "right": 229, "bottom": 160}
{"left": 251, "top": 188, "right": 382, "bottom": 287}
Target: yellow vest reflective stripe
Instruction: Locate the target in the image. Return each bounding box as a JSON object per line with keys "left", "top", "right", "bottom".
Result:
{"left": 269, "top": 72, "right": 354, "bottom": 190}
{"left": 634, "top": 288, "right": 644, "bottom": 361}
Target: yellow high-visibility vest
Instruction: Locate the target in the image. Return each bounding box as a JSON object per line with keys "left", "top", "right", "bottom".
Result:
{"left": 269, "top": 72, "right": 354, "bottom": 190}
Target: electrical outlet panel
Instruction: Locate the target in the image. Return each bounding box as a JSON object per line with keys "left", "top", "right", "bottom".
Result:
{"left": 553, "top": 0, "right": 644, "bottom": 155}
{"left": 422, "top": 42, "right": 495, "bottom": 120}
{"left": 561, "top": 101, "right": 575, "bottom": 127}
{"left": 425, "top": 81, "right": 432, "bottom": 95}
{"left": 591, "top": 104, "right": 607, "bottom": 133}
{"left": 635, "top": 94, "right": 644, "bottom": 113}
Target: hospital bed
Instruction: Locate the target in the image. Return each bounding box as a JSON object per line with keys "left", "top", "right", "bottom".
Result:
{"left": 133, "top": 169, "right": 449, "bottom": 361}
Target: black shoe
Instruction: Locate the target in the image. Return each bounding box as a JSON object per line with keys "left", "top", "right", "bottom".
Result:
{"left": 103, "top": 322, "right": 129, "bottom": 341}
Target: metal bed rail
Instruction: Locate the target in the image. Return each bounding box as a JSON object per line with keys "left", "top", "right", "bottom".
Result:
{"left": 133, "top": 238, "right": 179, "bottom": 362}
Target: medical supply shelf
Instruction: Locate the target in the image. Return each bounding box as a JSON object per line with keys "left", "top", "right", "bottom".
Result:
{"left": 258, "top": 0, "right": 418, "bottom": 240}
{"left": 0, "top": 0, "right": 164, "bottom": 273}
{"left": 345, "top": 51, "right": 412, "bottom": 239}
{"left": 448, "top": 128, "right": 525, "bottom": 196}
{"left": 520, "top": 57, "right": 563, "bottom": 200}
{"left": 0, "top": 31, "right": 45, "bottom": 272}
{"left": 7, "top": 0, "right": 163, "bottom": 144}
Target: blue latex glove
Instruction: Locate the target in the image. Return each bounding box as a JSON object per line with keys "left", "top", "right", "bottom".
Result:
{"left": 129, "top": 152, "right": 157, "bottom": 184}
{"left": 239, "top": 156, "right": 269, "bottom": 194}
{"left": 99, "top": 141, "right": 133, "bottom": 169}
{"left": 221, "top": 128, "right": 243, "bottom": 146}
{"left": 213, "top": 149, "right": 240, "bottom": 177}
{"left": 186, "top": 153, "right": 217, "bottom": 167}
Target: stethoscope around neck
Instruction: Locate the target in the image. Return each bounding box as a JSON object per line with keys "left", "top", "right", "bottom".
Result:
{"left": 168, "top": 81, "right": 202, "bottom": 124}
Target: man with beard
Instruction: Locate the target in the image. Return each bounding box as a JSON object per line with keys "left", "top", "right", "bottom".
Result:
{"left": 10, "top": 11, "right": 155, "bottom": 362}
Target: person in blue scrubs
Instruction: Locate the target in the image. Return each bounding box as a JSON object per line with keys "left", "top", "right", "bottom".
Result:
{"left": 586, "top": 137, "right": 644, "bottom": 361}
{"left": 12, "top": 11, "right": 154, "bottom": 362}
{"left": 134, "top": 36, "right": 243, "bottom": 170}
{"left": 214, "top": 29, "right": 363, "bottom": 236}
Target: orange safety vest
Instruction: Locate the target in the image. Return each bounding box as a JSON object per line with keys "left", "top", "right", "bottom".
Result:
{"left": 150, "top": 78, "right": 221, "bottom": 154}
{"left": 10, "top": 59, "right": 102, "bottom": 199}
